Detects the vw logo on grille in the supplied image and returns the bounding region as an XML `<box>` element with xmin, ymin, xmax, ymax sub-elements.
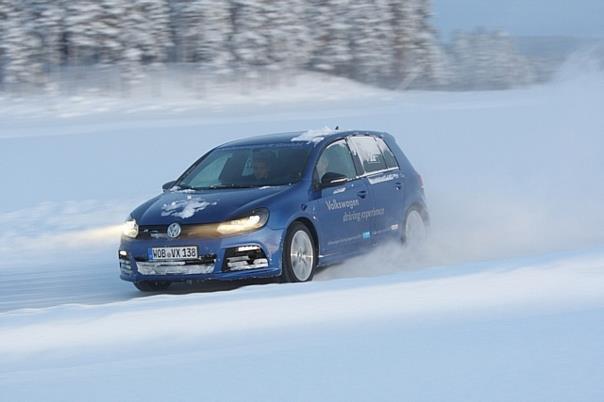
<box><xmin>167</xmin><ymin>223</ymin><xmax>182</xmax><ymax>239</ymax></box>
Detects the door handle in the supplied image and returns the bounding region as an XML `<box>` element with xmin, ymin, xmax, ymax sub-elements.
<box><xmin>357</xmin><ymin>190</ymin><xmax>367</xmax><ymax>198</ymax></box>
<box><xmin>395</xmin><ymin>182</ymin><xmax>402</xmax><ymax>190</ymax></box>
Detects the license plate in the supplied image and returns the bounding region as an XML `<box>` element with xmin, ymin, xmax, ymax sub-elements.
<box><xmin>148</xmin><ymin>246</ymin><xmax>198</xmax><ymax>261</ymax></box>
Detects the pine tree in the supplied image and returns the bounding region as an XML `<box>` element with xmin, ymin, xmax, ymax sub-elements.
<box><xmin>262</xmin><ymin>0</ymin><xmax>306</xmax><ymax>71</ymax></box>
<box><xmin>108</xmin><ymin>0</ymin><xmax>171</xmax><ymax>89</ymax></box>
<box><xmin>349</xmin><ymin>0</ymin><xmax>394</xmax><ymax>84</ymax></box>
<box><xmin>37</xmin><ymin>0</ymin><xmax>67</xmax><ymax>68</ymax></box>
<box><xmin>140</xmin><ymin>0</ymin><xmax>172</xmax><ymax>63</ymax></box>
<box><xmin>0</xmin><ymin>0</ymin><xmax>9</xmax><ymax>86</ymax></box>
<box><xmin>4</xmin><ymin>0</ymin><xmax>539</xmax><ymax>94</ymax></box>
<box><xmin>1</xmin><ymin>0</ymin><xmax>45</xmax><ymax>87</ymax></box>
<box><xmin>389</xmin><ymin>0</ymin><xmax>421</xmax><ymax>86</ymax></box>
<box><xmin>179</xmin><ymin>0</ymin><xmax>206</xmax><ymax>62</ymax></box>
<box><xmin>272</xmin><ymin>0</ymin><xmax>312</xmax><ymax>72</ymax></box>
<box><xmin>450</xmin><ymin>31</ymin><xmax>471</xmax><ymax>89</ymax></box>
<box><xmin>231</xmin><ymin>0</ymin><xmax>270</xmax><ymax>74</ymax></box>
<box><xmin>181</xmin><ymin>0</ymin><xmax>232</xmax><ymax>73</ymax></box>
<box><xmin>410</xmin><ymin>0</ymin><xmax>444</xmax><ymax>87</ymax></box>
<box><xmin>65</xmin><ymin>0</ymin><xmax>113</xmax><ymax>65</ymax></box>
<box><xmin>426</xmin><ymin>41</ymin><xmax>452</xmax><ymax>87</ymax></box>
<box><xmin>309</xmin><ymin>0</ymin><xmax>353</xmax><ymax>76</ymax></box>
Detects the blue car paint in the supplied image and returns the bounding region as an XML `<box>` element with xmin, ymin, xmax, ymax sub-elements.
<box><xmin>120</xmin><ymin>225</ymin><xmax>285</xmax><ymax>282</ymax></box>
<box><xmin>119</xmin><ymin>130</ymin><xmax>427</xmax><ymax>284</ymax></box>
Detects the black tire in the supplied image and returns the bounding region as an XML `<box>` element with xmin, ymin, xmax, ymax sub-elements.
<box><xmin>134</xmin><ymin>280</ymin><xmax>172</xmax><ymax>292</ymax></box>
<box><xmin>281</xmin><ymin>222</ymin><xmax>317</xmax><ymax>283</ymax></box>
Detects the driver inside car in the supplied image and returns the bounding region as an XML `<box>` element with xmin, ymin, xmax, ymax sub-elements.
<box><xmin>251</xmin><ymin>151</ymin><xmax>274</xmax><ymax>182</ymax></box>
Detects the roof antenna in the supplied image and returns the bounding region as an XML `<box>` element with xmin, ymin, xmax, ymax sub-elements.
<box><xmin>335</xmin><ymin>126</ymin><xmax>339</xmax><ymax>130</ymax></box>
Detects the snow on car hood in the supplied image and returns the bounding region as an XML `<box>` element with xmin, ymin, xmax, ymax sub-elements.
<box><xmin>133</xmin><ymin>186</ymin><xmax>290</xmax><ymax>225</ymax></box>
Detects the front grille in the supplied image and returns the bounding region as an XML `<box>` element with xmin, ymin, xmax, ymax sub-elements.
<box><xmin>137</xmin><ymin>225</ymin><xmax>219</xmax><ymax>240</ymax></box>
<box><xmin>138</xmin><ymin>225</ymin><xmax>175</xmax><ymax>240</ymax></box>
<box><xmin>134</xmin><ymin>254</ymin><xmax>217</xmax><ymax>275</ymax></box>
<box><xmin>136</xmin><ymin>261</ymin><xmax>215</xmax><ymax>275</ymax></box>
<box><xmin>134</xmin><ymin>254</ymin><xmax>217</xmax><ymax>264</ymax></box>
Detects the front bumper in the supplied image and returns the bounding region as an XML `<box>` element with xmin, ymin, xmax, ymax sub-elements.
<box><xmin>118</xmin><ymin>226</ymin><xmax>284</xmax><ymax>283</ymax></box>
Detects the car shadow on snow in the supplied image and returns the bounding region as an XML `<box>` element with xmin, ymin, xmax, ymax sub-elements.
<box><xmin>129</xmin><ymin>260</ymin><xmax>407</xmax><ymax>298</ymax></box>
<box><xmin>130</xmin><ymin>264</ymin><xmax>339</xmax><ymax>297</ymax></box>
<box><xmin>135</xmin><ymin>277</ymin><xmax>279</xmax><ymax>297</ymax></box>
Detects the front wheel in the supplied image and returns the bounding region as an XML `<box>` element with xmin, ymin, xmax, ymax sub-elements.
<box><xmin>282</xmin><ymin>222</ymin><xmax>317</xmax><ymax>283</ymax></box>
<box><xmin>402</xmin><ymin>208</ymin><xmax>428</xmax><ymax>250</ymax></box>
<box><xmin>134</xmin><ymin>280</ymin><xmax>171</xmax><ymax>292</ymax></box>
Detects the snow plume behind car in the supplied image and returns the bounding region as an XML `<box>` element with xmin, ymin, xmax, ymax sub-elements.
<box><xmin>322</xmin><ymin>71</ymin><xmax>604</xmax><ymax>279</ymax></box>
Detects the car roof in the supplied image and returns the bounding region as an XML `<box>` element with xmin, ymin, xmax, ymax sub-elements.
<box><xmin>217</xmin><ymin>129</ymin><xmax>389</xmax><ymax>148</ymax></box>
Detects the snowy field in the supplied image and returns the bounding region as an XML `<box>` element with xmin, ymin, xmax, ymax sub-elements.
<box><xmin>1</xmin><ymin>70</ymin><xmax>603</xmax><ymax>401</ymax></box>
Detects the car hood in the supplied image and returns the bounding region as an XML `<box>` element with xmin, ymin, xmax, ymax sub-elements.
<box><xmin>132</xmin><ymin>186</ymin><xmax>291</xmax><ymax>225</ymax></box>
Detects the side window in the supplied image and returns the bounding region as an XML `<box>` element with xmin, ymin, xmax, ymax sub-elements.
<box><xmin>349</xmin><ymin>136</ymin><xmax>387</xmax><ymax>174</ymax></box>
<box><xmin>375</xmin><ymin>137</ymin><xmax>399</xmax><ymax>169</ymax></box>
<box><xmin>315</xmin><ymin>140</ymin><xmax>357</xmax><ymax>183</ymax></box>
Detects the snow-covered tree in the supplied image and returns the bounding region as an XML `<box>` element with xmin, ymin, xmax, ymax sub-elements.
<box><xmin>0</xmin><ymin>0</ymin><xmax>9</xmax><ymax>86</ymax></box>
<box><xmin>388</xmin><ymin>0</ymin><xmax>420</xmax><ymax>85</ymax></box>
<box><xmin>140</xmin><ymin>0</ymin><xmax>172</xmax><ymax>63</ymax></box>
<box><xmin>261</xmin><ymin>0</ymin><xmax>312</xmax><ymax>72</ymax></box>
<box><xmin>308</xmin><ymin>0</ymin><xmax>353</xmax><ymax>76</ymax></box>
<box><xmin>180</xmin><ymin>0</ymin><xmax>232</xmax><ymax>73</ymax></box>
<box><xmin>179</xmin><ymin>0</ymin><xmax>206</xmax><ymax>62</ymax></box>
<box><xmin>1</xmin><ymin>0</ymin><xmax>45</xmax><ymax>87</ymax></box>
<box><xmin>0</xmin><ymin>0</ymin><xmax>542</xmax><ymax>94</ymax></box>
<box><xmin>23</xmin><ymin>0</ymin><xmax>64</xmax><ymax>68</ymax></box>
<box><xmin>230</xmin><ymin>0</ymin><xmax>271</xmax><ymax>73</ymax></box>
<box><xmin>118</xmin><ymin>0</ymin><xmax>171</xmax><ymax>85</ymax></box>
<box><xmin>408</xmin><ymin>0</ymin><xmax>447</xmax><ymax>87</ymax></box>
<box><xmin>349</xmin><ymin>0</ymin><xmax>394</xmax><ymax>84</ymax></box>
<box><xmin>425</xmin><ymin>41</ymin><xmax>452</xmax><ymax>87</ymax></box>
<box><xmin>65</xmin><ymin>0</ymin><xmax>116</xmax><ymax>64</ymax></box>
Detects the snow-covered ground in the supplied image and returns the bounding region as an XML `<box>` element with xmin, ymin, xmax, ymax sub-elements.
<box><xmin>1</xmin><ymin>71</ymin><xmax>603</xmax><ymax>401</ymax></box>
<box><xmin>2</xmin><ymin>250</ymin><xmax>604</xmax><ymax>402</ymax></box>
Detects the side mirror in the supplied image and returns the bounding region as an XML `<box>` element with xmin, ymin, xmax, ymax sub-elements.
<box><xmin>320</xmin><ymin>172</ymin><xmax>348</xmax><ymax>188</ymax></box>
<box><xmin>162</xmin><ymin>180</ymin><xmax>176</xmax><ymax>192</ymax></box>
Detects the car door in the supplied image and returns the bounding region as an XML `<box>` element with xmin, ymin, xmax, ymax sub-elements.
<box><xmin>311</xmin><ymin>139</ymin><xmax>373</xmax><ymax>260</ymax></box>
<box><xmin>348</xmin><ymin>135</ymin><xmax>404</xmax><ymax>244</ymax></box>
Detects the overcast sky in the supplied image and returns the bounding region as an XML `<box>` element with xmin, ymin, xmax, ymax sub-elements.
<box><xmin>432</xmin><ymin>0</ymin><xmax>604</xmax><ymax>38</ymax></box>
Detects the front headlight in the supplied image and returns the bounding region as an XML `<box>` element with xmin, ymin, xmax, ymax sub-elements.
<box><xmin>122</xmin><ymin>217</ymin><xmax>139</xmax><ymax>239</ymax></box>
<box><xmin>216</xmin><ymin>209</ymin><xmax>269</xmax><ymax>236</ymax></box>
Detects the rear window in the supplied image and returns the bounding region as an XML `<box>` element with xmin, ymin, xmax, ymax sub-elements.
<box><xmin>348</xmin><ymin>136</ymin><xmax>387</xmax><ymax>174</ymax></box>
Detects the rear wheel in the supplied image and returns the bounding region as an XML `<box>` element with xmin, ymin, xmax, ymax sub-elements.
<box><xmin>402</xmin><ymin>208</ymin><xmax>428</xmax><ymax>250</ymax></box>
<box><xmin>282</xmin><ymin>222</ymin><xmax>316</xmax><ymax>283</ymax></box>
<box><xmin>134</xmin><ymin>280</ymin><xmax>171</xmax><ymax>292</ymax></box>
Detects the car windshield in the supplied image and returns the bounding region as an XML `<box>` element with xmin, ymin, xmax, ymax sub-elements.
<box><xmin>177</xmin><ymin>144</ymin><xmax>312</xmax><ymax>189</ymax></box>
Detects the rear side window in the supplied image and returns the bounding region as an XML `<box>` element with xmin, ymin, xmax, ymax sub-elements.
<box><xmin>375</xmin><ymin>137</ymin><xmax>399</xmax><ymax>169</ymax></box>
<box><xmin>348</xmin><ymin>136</ymin><xmax>387</xmax><ymax>173</ymax></box>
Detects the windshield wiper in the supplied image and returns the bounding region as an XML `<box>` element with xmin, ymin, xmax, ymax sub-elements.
<box><xmin>203</xmin><ymin>184</ymin><xmax>263</xmax><ymax>190</ymax></box>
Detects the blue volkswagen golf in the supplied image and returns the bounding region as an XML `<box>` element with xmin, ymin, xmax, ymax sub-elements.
<box><xmin>119</xmin><ymin>129</ymin><xmax>429</xmax><ymax>291</ymax></box>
